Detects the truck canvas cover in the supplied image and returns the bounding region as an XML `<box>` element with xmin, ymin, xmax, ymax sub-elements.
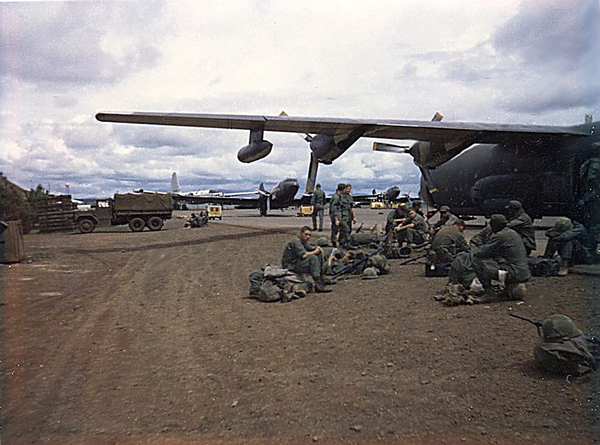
<box><xmin>113</xmin><ymin>193</ymin><xmax>172</xmax><ymax>212</ymax></box>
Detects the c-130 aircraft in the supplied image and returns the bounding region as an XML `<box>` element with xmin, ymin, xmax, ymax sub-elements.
<box><xmin>96</xmin><ymin>111</ymin><xmax>599</xmax><ymax>222</ymax></box>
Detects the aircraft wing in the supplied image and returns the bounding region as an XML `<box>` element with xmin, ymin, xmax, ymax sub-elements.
<box><xmin>96</xmin><ymin>112</ymin><xmax>591</xmax><ymax>168</ymax></box>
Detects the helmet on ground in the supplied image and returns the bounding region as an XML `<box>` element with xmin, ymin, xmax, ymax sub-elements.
<box><xmin>542</xmin><ymin>314</ymin><xmax>582</xmax><ymax>341</ymax></box>
<box><xmin>362</xmin><ymin>267</ymin><xmax>378</xmax><ymax>279</ymax></box>
<box><xmin>316</xmin><ymin>237</ymin><xmax>329</xmax><ymax>247</ymax></box>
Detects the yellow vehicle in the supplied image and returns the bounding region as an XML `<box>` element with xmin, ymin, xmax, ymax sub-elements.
<box><xmin>208</xmin><ymin>205</ymin><xmax>222</xmax><ymax>220</ymax></box>
<box><xmin>299</xmin><ymin>205</ymin><xmax>313</xmax><ymax>217</ymax></box>
<box><xmin>370</xmin><ymin>201</ymin><xmax>386</xmax><ymax>209</ymax></box>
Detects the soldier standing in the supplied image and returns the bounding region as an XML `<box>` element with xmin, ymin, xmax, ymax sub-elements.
<box><xmin>310</xmin><ymin>183</ymin><xmax>326</xmax><ymax>232</ymax></box>
<box><xmin>329</xmin><ymin>183</ymin><xmax>345</xmax><ymax>247</ymax></box>
<box><xmin>339</xmin><ymin>183</ymin><xmax>356</xmax><ymax>249</ymax></box>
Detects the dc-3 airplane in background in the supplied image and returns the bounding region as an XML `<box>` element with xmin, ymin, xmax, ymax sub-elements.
<box><xmin>172</xmin><ymin>174</ymin><xmax>302</xmax><ymax>216</ymax></box>
<box><xmin>96</xmin><ymin>111</ymin><xmax>600</xmax><ymax>220</ymax></box>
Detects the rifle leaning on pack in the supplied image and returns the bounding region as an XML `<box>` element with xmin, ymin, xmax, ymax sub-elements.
<box><xmin>509</xmin><ymin>313</ymin><xmax>600</xmax><ymax>345</ymax></box>
<box><xmin>331</xmin><ymin>230</ymin><xmax>392</xmax><ymax>279</ymax></box>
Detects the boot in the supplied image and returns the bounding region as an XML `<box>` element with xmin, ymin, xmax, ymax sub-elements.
<box><xmin>507</xmin><ymin>283</ymin><xmax>527</xmax><ymax>300</ymax></box>
<box><xmin>314</xmin><ymin>281</ymin><xmax>332</xmax><ymax>293</ymax></box>
<box><xmin>558</xmin><ymin>259</ymin><xmax>568</xmax><ymax>276</ymax></box>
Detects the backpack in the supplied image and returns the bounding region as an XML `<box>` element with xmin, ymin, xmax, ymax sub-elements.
<box><xmin>527</xmin><ymin>257</ymin><xmax>559</xmax><ymax>277</ymax></box>
<box><xmin>351</xmin><ymin>232</ymin><xmax>377</xmax><ymax>247</ymax></box>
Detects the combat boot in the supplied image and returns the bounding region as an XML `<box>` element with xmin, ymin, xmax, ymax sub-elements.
<box><xmin>558</xmin><ymin>260</ymin><xmax>568</xmax><ymax>276</ymax></box>
<box><xmin>314</xmin><ymin>281</ymin><xmax>332</xmax><ymax>293</ymax></box>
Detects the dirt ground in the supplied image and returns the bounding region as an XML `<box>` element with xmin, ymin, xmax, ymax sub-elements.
<box><xmin>1</xmin><ymin>208</ymin><xmax>600</xmax><ymax>444</ymax></box>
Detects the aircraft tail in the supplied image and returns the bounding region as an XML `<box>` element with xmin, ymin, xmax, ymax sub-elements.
<box><xmin>171</xmin><ymin>172</ymin><xmax>181</xmax><ymax>194</ymax></box>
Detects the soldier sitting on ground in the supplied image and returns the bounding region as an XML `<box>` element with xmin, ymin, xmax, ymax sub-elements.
<box><xmin>282</xmin><ymin>226</ymin><xmax>332</xmax><ymax>293</ymax></box>
<box><xmin>431</xmin><ymin>205</ymin><xmax>459</xmax><ymax>235</ymax></box>
<box><xmin>472</xmin><ymin>214</ymin><xmax>530</xmax><ymax>301</ymax></box>
<box><xmin>505</xmin><ymin>200</ymin><xmax>536</xmax><ymax>256</ymax></box>
<box><xmin>544</xmin><ymin>217</ymin><xmax>593</xmax><ymax>276</ymax></box>
<box><xmin>393</xmin><ymin>209</ymin><xmax>430</xmax><ymax>246</ymax></box>
<box><xmin>429</xmin><ymin>219</ymin><xmax>469</xmax><ymax>264</ymax></box>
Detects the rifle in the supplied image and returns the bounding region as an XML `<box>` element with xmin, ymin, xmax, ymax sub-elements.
<box><xmin>509</xmin><ymin>313</ymin><xmax>600</xmax><ymax>344</ymax></box>
<box><xmin>399</xmin><ymin>251</ymin><xmax>428</xmax><ymax>265</ymax></box>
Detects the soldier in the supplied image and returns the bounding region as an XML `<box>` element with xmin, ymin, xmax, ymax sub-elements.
<box><xmin>472</xmin><ymin>214</ymin><xmax>530</xmax><ymax>300</ymax></box>
<box><xmin>432</xmin><ymin>205</ymin><xmax>459</xmax><ymax>234</ymax></box>
<box><xmin>385</xmin><ymin>203</ymin><xmax>408</xmax><ymax>234</ymax></box>
<box><xmin>429</xmin><ymin>219</ymin><xmax>469</xmax><ymax>263</ymax></box>
<box><xmin>310</xmin><ymin>183</ymin><xmax>326</xmax><ymax>232</ymax></box>
<box><xmin>578</xmin><ymin>156</ymin><xmax>600</xmax><ymax>247</ymax></box>
<box><xmin>282</xmin><ymin>226</ymin><xmax>331</xmax><ymax>293</ymax></box>
<box><xmin>329</xmin><ymin>183</ymin><xmax>345</xmax><ymax>247</ymax></box>
<box><xmin>393</xmin><ymin>209</ymin><xmax>430</xmax><ymax>246</ymax></box>
<box><xmin>544</xmin><ymin>217</ymin><xmax>593</xmax><ymax>276</ymax></box>
<box><xmin>339</xmin><ymin>183</ymin><xmax>356</xmax><ymax>249</ymax></box>
<box><xmin>505</xmin><ymin>200</ymin><xmax>536</xmax><ymax>256</ymax></box>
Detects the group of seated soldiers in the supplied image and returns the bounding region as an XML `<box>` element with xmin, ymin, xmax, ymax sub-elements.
<box><xmin>387</xmin><ymin>199</ymin><xmax>595</xmax><ymax>302</ymax></box>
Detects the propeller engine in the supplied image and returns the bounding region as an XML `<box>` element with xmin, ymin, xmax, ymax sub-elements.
<box><xmin>237</xmin><ymin>129</ymin><xmax>273</xmax><ymax>163</ymax></box>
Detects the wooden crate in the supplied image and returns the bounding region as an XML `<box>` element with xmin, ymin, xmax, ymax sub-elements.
<box><xmin>37</xmin><ymin>195</ymin><xmax>76</xmax><ymax>232</ymax></box>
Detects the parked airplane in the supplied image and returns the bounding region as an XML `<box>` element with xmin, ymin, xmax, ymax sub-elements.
<box><xmin>96</xmin><ymin>111</ymin><xmax>599</xmax><ymax>220</ymax></box>
<box><xmin>173</xmin><ymin>177</ymin><xmax>301</xmax><ymax>216</ymax></box>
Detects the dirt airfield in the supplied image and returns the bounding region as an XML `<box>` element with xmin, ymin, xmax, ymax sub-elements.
<box><xmin>1</xmin><ymin>208</ymin><xmax>600</xmax><ymax>444</ymax></box>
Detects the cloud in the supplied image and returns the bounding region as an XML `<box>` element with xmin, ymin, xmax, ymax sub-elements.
<box><xmin>0</xmin><ymin>1</ymin><xmax>165</xmax><ymax>86</ymax></box>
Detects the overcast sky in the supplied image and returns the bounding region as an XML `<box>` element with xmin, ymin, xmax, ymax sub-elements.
<box><xmin>1</xmin><ymin>0</ymin><xmax>599</xmax><ymax>198</ymax></box>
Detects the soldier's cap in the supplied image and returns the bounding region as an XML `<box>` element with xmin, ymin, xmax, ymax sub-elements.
<box><xmin>316</xmin><ymin>237</ymin><xmax>329</xmax><ymax>247</ymax></box>
<box><xmin>505</xmin><ymin>200</ymin><xmax>522</xmax><ymax>210</ymax></box>
<box><xmin>439</xmin><ymin>205</ymin><xmax>450</xmax><ymax>212</ymax></box>
<box><xmin>362</xmin><ymin>267</ymin><xmax>378</xmax><ymax>279</ymax></box>
<box><xmin>489</xmin><ymin>214</ymin><xmax>507</xmax><ymax>232</ymax></box>
<box><xmin>337</xmin><ymin>183</ymin><xmax>346</xmax><ymax>191</ymax></box>
<box><xmin>412</xmin><ymin>199</ymin><xmax>423</xmax><ymax>206</ymax></box>
<box><xmin>554</xmin><ymin>217</ymin><xmax>573</xmax><ymax>232</ymax></box>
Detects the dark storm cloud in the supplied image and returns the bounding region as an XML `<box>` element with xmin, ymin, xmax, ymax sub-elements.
<box><xmin>0</xmin><ymin>1</ymin><xmax>164</xmax><ymax>85</ymax></box>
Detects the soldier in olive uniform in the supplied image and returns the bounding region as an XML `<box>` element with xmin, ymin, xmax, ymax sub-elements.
<box><xmin>505</xmin><ymin>200</ymin><xmax>536</xmax><ymax>256</ymax></box>
<box><xmin>310</xmin><ymin>183</ymin><xmax>326</xmax><ymax>232</ymax></box>
<box><xmin>394</xmin><ymin>209</ymin><xmax>430</xmax><ymax>245</ymax></box>
<box><xmin>544</xmin><ymin>217</ymin><xmax>593</xmax><ymax>276</ymax></box>
<box><xmin>338</xmin><ymin>183</ymin><xmax>356</xmax><ymax>249</ymax></box>
<box><xmin>282</xmin><ymin>226</ymin><xmax>331</xmax><ymax>292</ymax></box>
<box><xmin>432</xmin><ymin>205</ymin><xmax>459</xmax><ymax>234</ymax></box>
<box><xmin>385</xmin><ymin>204</ymin><xmax>407</xmax><ymax>234</ymax></box>
<box><xmin>329</xmin><ymin>183</ymin><xmax>345</xmax><ymax>247</ymax></box>
<box><xmin>429</xmin><ymin>219</ymin><xmax>469</xmax><ymax>263</ymax></box>
<box><xmin>472</xmin><ymin>214</ymin><xmax>530</xmax><ymax>299</ymax></box>
<box><xmin>578</xmin><ymin>157</ymin><xmax>600</xmax><ymax>246</ymax></box>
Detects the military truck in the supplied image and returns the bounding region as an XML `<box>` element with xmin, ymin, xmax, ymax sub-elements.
<box><xmin>74</xmin><ymin>192</ymin><xmax>173</xmax><ymax>233</ymax></box>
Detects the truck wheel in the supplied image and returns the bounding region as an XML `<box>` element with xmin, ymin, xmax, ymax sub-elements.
<box><xmin>77</xmin><ymin>218</ymin><xmax>95</xmax><ymax>234</ymax></box>
<box><xmin>129</xmin><ymin>217</ymin><xmax>145</xmax><ymax>232</ymax></box>
<box><xmin>147</xmin><ymin>216</ymin><xmax>164</xmax><ymax>231</ymax></box>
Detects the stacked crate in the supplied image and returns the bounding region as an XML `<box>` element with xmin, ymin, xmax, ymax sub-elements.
<box><xmin>37</xmin><ymin>195</ymin><xmax>76</xmax><ymax>232</ymax></box>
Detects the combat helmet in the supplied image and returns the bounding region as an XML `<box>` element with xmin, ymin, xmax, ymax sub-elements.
<box><xmin>362</xmin><ymin>267</ymin><xmax>378</xmax><ymax>280</ymax></box>
<box><xmin>316</xmin><ymin>237</ymin><xmax>329</xmax><ymax>247</ymax></box>
<box><xmin>542</xmin><ymin>314</ymin><xmax>582</xmax><ymax>342</ymax></box>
